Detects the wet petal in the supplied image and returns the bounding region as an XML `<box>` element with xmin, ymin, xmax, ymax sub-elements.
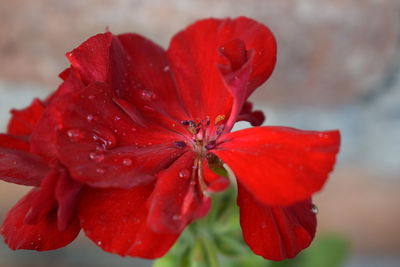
<box><xmin>54</xmin><ymin>82</ymin><xmax>188</xmax><ymax>188</ymax></box>
<box><xmin>66</xmin><ymin>32</ymin><xmax>113</xmax><ymax>84</ymax></box>
<box><xmin>147</xmin><ymin>152</ymin><xmax>211</xmax><ymax>233</ymax></box>
<box><xmin>112</xmin><ymin>34</ymin><xmax>188</xmax><ymax>126</ymax></box>
<box><xmin>1</xmin><ymin>190</ymin><xmax>80</xmax><ymax>251</ymax></box>
<box><xmin>237</xmin><ymin>183</ymin><xmax>316</xmax><ymax>261</ymax></box>
<box><xmin>213</xmin><ymin>126</ymin><xmax>340</xmax><ymax>205</ymax></box>
<box><xmin>79</xmin><ymin>184</ymin><xmax>180</xmax><ymax>259</ymax></box>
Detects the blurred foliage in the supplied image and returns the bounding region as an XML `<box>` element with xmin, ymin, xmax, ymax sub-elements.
<box><xmin>154</xmin><ymin>187</ymin><xmax>349</xmax><ymax>267</ymax></box>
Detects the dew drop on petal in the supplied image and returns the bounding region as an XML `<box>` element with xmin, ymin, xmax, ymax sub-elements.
<box><xmin>97</xmin><ymin>241</ymin><xmax>102</xmax><ymax>246</ymax></box>
<box><xmin>89</xmin><ymin>152</ymin><xmax>105</xmax><ymax>162</ymax></box>
<box><xmin>311</xmin><ymin>204</ymin><xmax>319</xmax><ymax>214</ymax></box>
<box><xmin>123</xmin><ymin>158</ymin><xmax>133</xmax><ymax>166</ymax></box>
<box><xmin>96</xmin><ymin>168</ymin><xmax>105</xmax><ymax>174</ymax></box>
<box><xmin>131</xmin><ymin>127</ymin><xmax>137</xmax><ymax>132</ymax></box>
<box><xmin>86</xmin><ymin>114</ymin><xmax>94</xmax><ymax>122</ymax></box>
<box><xmin>114</xmin><ymin>116</ymin><xmax>121</xmax><ymax>121</ymax></box>
<box><xmin>178</xmin><ymin>169</ymin><xmax>190</xmax><ymax>179</ymax></box>
<box><xmin>140</xmin><ymin>89</ymin><xmax>155</xmax><ymax>100</ymax></box>
<box><xmin>172</xmin><ymin>215</ymin><xmax>181</xmax><ymax>221</ymax></box>
<box><xmin>88</xmin><ymin>95</ymin><xmax>95</xmax><ymax>100</ymax></box>
<box><xmin>163</xmin><ymin>66</ymin><xmax>170</xmax><ymax>72</ymax></box>
<box><xmin>67</xmin><ymin>129</ymin><xmax>85</xmax><ymax>142</ymax></box>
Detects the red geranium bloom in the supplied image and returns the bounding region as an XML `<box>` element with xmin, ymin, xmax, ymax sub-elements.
<box><xmin>0</xmin><ymin>17</ymin><xmax>340</xmax><ymax>261</ymax></box>
<box><xmin>0</xmin><ymin>96</ymin><xmax>82</xmax><ymax>250</ymax></box>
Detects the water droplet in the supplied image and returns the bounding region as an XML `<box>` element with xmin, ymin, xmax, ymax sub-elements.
<box><xmin>96</xmin><ymin>168</ymin><xmax>105</xmax><ymax>174</ymax></box>
<box><xmin>131</xmin><ymin>127</ymin><xmax>137</xmax><ymax>132</ymax></box>
<box><xmin>311</xmin><ymin>204</ymin><xmax>319</xmax><ymax>214</ymax></box>
<box><xmin>172</xmin><ymin>215</ymin><xmax>181</xmax><ymax>221</ymax></box>
<box><xmin>140</xmin><ymin>89</ymin><xmax>155</xmax><ymax>100</ymax></box>
<box><xmin>97</xmin><ymin>241</ymin><xmax>102</xmax><ymax>246</ymax></box>
<box><xmin>178</xmin><ymin>169</ymin><xmax>190</xmax><ymax>179</ymax></box>
<box><xmin>67</xmin><ymin>129</ymin><xmax>85</xmax><ymax>142</ymax></box>
<box><xmin>163</xmin><ymin>66</ymin><xmax>170</xmax><ymax>72</ymax></box>
<box><xmin>89</xmin><ymin>152</ymin><xmax>105</xmax><ymax>162</ymax></box>
<box><xmin>147</xmin><ymin>142</ymin><xmax>153</xmax><ymax>146</ymax></box>
<box><xmin>114</xmin><ymin>116</ymin><xmax>121</xmax><ymax>121</ymax></box>
<box><xmin>88</xmin><ymin>95</ymin><xmax>95</xmax><ymax>100</ymax></box>
<box><xmin>86</xmin><ymin>114</ymin><xmax>95</xmax><ymax>122</ymax></box>
<box><xmin>123</xmin><ymin>158</ymin><xmax>133</xmax><ymax>166</ymax></box>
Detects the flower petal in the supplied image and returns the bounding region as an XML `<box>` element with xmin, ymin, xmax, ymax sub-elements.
<box><xmin>147</xmin><ymin>152</ymin><xmax>211</xmax><ymax>234</ymax></box>
<box><xmin>0</xmin><ymin>146</ymin><xmax>48</xmax><ymax>186</ymax></box>
<box><xmin>7</xmin><ymin>99</ymin><xmax>45</xmax><ymax>136</ymax></box>
<box><xmin>167</xmin><ymin>17</ymin><xmax>276</xmax><ymax>123</ymax></box>
<box><xmin>55</xmin><ymin>170</ymin><xmax>83</xmax><ymax>231</ymax></box>
<box><xmin>54</xmin><ymin>82</ymin><xmax>188</xmax><ymax>188</ymax></box>
<box><xmin>66</xmin><ymin>32</ymin><xmax>113</xmax><ymax>84</ymax></box>
<box><xmin>1</xmin><ymin>190</ymin><xmax>80</xmax><ymax>251</ymax></box>
<box><xmin>237</xmin><ymin>183</ymin><xmax>316</xmax><ymax>261</ymax></box>
<box><xmin>79</xmin><ymin>185</ymin><xmax>180</xmax><ymax>259</ymax></box>
<box><xmin>31</xmin><ymin>69</ymin><xmax>85</xmax><ymax>160</ymax></box>
<box><xmin>213</xmin><ymin>126</ymin><xmax>340</xmax><ymax>205</ymax></box>
<box><xmin>112</xmin><ymin>34</ymin><xmax>188</xmax><ymax>126</ymax></box>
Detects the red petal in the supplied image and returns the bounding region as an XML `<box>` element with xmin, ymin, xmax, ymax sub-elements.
<box><xmin>167</xmin><ymin>17</ymin><xmax>276</xmax><ymax>123</ymax></box>
<box><xmin>79</xmin><ymin>185</ymin><xmax>180</xmax><ymax>259</ymax></box>
<box><xmin>213</xmin><ymin>127</ymin><xmax>340</xmax><ymax>205</ymax></box>
<box><xmin>202</xmin><ymin>159</ymin><xmax>229</xmax><ymax>193</ymax></box>
<box><xmin>55</xmin><ymin>170</ymin><xmax>83</xmax><ymax>231</ymax></box>
<box><xmin>0</xmin><ymin>134</ymin><xmax>29</xmax><ymax>151</ymax></box>
<box><xmin>167</xmin><ymin>18</ymin><xmax>233</xmax><ymax>121</ymax></box>
<box><xmin>7</xmin><ymin>99</ymin><xmax>45</xmax><ymax>136</ymax></box>
<box><xmin>148</xmin><ymin>152</ymin><xmax>211</xmax><ymax>233</ymax></box>
<box><xmin>66</xmin><ymin>32</ymin><xmax>112</xmax><ymax>84</ymax></box>
<box><xmin>236</xmin><ymin>101</ymin><xmax>265</xmax><ymax>126</ymax></box>
<box><xmin>23</xmin><ymin>170</ymin><xmax>58</xmax><ymax>225</ymax></box>
<box><xmin>31</xmin><ymin>70</ymin><xmax>85</xmax><ymax>160</ymax></box>
<box><xmin>0</xmin><ymin>146</ymin><xmax>48</xmax><ymax>186</ymax></box>
<box><xmin>237</xmin><ymin>183</ymin><xmax>316</xmax><ymax>261</ymax></box>
<box><xmin>111</xmin><ymin>34</ymin><xmax>188</xmax><ymax>126</ymax></box>
<box><xmin>54</xmin><ymin>82</ymin><xmax>187</xmax><ymax>188</ymax></box>
<box><xmin>1</xmin><ymin>190</ymin><xmax>80</xmax><ymax>251</ymax></box>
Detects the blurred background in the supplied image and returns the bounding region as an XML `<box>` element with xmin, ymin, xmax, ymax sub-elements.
<box><xmin>0</xmin><ymin>0</ymin><xmax>399</xmax><ymax>266</ymax></box>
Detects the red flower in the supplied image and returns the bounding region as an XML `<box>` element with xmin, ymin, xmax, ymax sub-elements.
<box><xmin>0</xmin><ymin>97</ymin><xmax>82</xmax><ymax>250</ymax></box>
<box><xmin>0</xmin><ymin>17</ymin><xmax>340</xmax><ymax>261</ymax></box>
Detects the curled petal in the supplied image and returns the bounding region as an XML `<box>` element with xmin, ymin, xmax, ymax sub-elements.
<box><xmin>213</xmin><ymin>126</ymin><xmax>340</xmax><ymax>205</ymax></box>
<box><xmin>1</xmin><ymin>190</ymin><xmax>80</xmax><ymax>251</ymax></box>
<box><xmin>66</xmin><ymin>32</ymin><xmax>112</xmax><ymax>84</ymax></box>
<box><xmin>237</xmin><ymin>183</ymin><xmax>316</xmax><ymax>260</ymax></box>
<box><xmin>236</xmin><ymin>101</ymin><xmax>265</xmax><ymax>126</ymax></box>
<box><xmin>79</xmin><ymin>185</ymin><xmax>180</xmax><ymax>259</ymax></box>
<box><xmin>168</xmin><ymin>17</ymin><xmax>275</xmax><ymax>128</ymax></box>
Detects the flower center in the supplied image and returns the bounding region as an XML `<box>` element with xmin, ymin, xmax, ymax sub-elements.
<box><xmin>180</xmin><ymin>116</ymin><xmax>226</xmax><ymax>158</ymax></box>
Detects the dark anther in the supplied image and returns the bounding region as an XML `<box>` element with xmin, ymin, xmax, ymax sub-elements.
<box><xmin>205</xmin><ymin>140</ymin><xmax>216</xmax><ymax>150</ymax></box>
<box><xmin>181</xmin><ymin>120</ymin><xmax>190</xmax><ymax>126</ymax></box>
<box><xmin>174</xmin><ymin>141</ymin><xmax>187</xmax><ymax>149</ymax></box>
